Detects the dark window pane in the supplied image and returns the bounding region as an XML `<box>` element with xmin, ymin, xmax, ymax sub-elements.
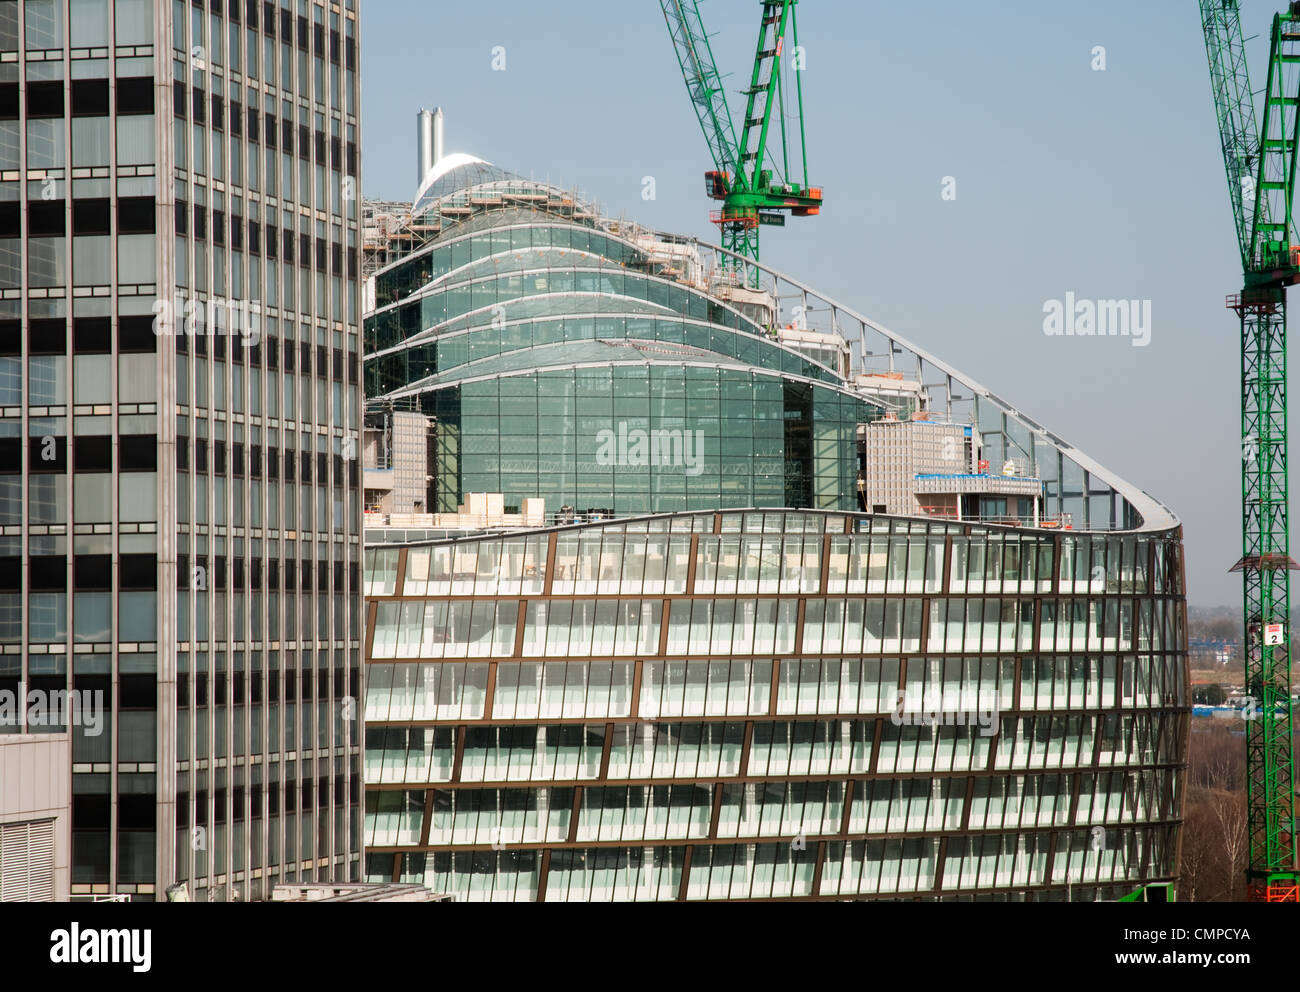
<box><xmin>26</xmin><ymin>81</ymin><xmax>63</xmax><ymax>117</ymax></box>
<box><xmin>74</xmin><ymin>436</ymin><xmax>112</xmax><ymax>472</ymax></box>
<box><xmin>71</xmin><ymin>198</ymin><xmax>110</xmax><ymax>236</ymax></box>
<box><xmin>73</xmin><ymin>555</ymin><xmax>111</xmax><ymax>590</ymax></box>
<box><xmin>116</xmin><ymin>77</ymin><xmax>154</xmax><ymax>115</ymax></box>
<box><xmin>29</xmin><ymin>200</ymin><xmax>66</xmax><ymax>236</ymax></box>
<box><xmin>71</xmin><ymin>78</ymin><xmax>109</xmax><ymax>117</ymax></box>
<box><xmin>117</xmin><ymin>196</ymin><xmax>155</xmax><ymax>235</ymax></box>
<box><xmin>73</xmin><ymin>317</ymin><xmax>112</xmax><ymax>353</ymax></box>
<box><xmin>119</xmin><ymin>435</ymin><xmax>157</xmax><ymax>471</ymax></box>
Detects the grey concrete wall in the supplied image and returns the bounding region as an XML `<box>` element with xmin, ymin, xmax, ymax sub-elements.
<box><xmin>0</xmin><ymin>734</ymin><xmax>71</xmax><ymax>901</ymax></box>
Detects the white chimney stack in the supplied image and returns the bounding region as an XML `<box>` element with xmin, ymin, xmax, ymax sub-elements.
<box><xmin>417</xmin><ymin>108</ymin><xmax>435</xmax><ymax>188</ymax></box>
<box><xmin>434</xmin><ymin>108</ymin><xmax>446</xmax><ymax>170</ymax></box>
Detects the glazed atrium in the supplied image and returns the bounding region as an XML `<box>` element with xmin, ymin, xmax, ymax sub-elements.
<box><xmin>358</xmin><ymin>121</ymin><xmax>1188</xmax><ymax>901</ymax></box>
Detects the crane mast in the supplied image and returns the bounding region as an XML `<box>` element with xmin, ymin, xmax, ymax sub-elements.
<box><xmin>1201</xmin><ymin>0</ymin><xmax>1300</xmax><ymax>903</ymax></box>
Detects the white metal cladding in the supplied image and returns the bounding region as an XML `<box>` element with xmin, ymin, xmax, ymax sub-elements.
<box><xmin>0</xmin><ymin>818</ymin><xmax>55</xmax><ymax>902</ymax></box>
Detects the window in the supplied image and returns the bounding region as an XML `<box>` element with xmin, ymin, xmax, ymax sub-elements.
<box><xmin>27</xmin><ymin>355</ymin><xmax>65</xmax><ymax>405</ymax></box>
<box><xmin>72</xmin><ymin>117</ymin><xmax>110</xmax><ymax>168</ymax></box>
<box><xmin>26</xmin><ymin>119</ymin><xmax>63</xmax><ymax>170</ymax></box>
<box><xmin>28</xmin><ymin>475</ymin><xmax>66</xmax><ymax>525</ymax></box>
<box><xmin>119</xmin><ymin>473</ymin><xmax>156</xmax><ymax>523</ymax></box>
<box><xmin>72</xmin><ymin>354</ymin><xmax>110</xmax><ymax>403</ymax></box>
<box><xmin>118</xmin><ymin>353</ymin><xmax>155</xmax><ymax>403</ymax></box>
<box><xmin>24</xmin><ymin>0</ymin><xmax>62</xmax><ymax>49</ymax></box>
<box><xmin>73</xmin><ymin>474</ymin><xmax>111</xmax><ymax>523</ymax></box>
<box><xmin>69</xmin><ymin>0</ymin><xmax>108</xmax><ymax>46</ymax></box>
<box><xmin>114</xmin><ymin>0</ymin><xmax>152</xmax><ymax>46</ymax></box>
<box><xmin>119</xmin><ymin>590</ymin><xmax>156</xmax><ymax>642</ymax></box>
<box><xmin>0</xmin><ymin>3</ymin><xmax>16</xmax><ymax>52</ymax></box>
<box><xmin>117</xmin><ymin>233</ymin><xmax>156</xmax><ymax>284</ymax></box>
<box><xmin>115</xmin><ymin>115</ymin><xmax>154</xmax><ymax>167</ymax></box>
<box><xmin>0</xmin><ymin>355</ymin><xmax>18</xmax><ymax>403</ymax></box>
<box><xmin>28</xmin><ymin>592</ymin><xmax>66</xmax><ymax>640</ymax></box>
<box><xmin>0</xmin><ymin>478</ymin><xmax>19</xmax><ymax>525</ymax></box>
<box><xmin>73</xmin><ymin>591</ymin><xmax>111</xmax><ymax>642</ymax></box>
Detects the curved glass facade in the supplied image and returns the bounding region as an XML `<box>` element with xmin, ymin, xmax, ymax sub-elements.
<box><xmin>362</xmin><ymin>510</ymin><xmax>1186</xmax><ymax>901</ymax></box>
<box><xmin>365</xmin><ymin>190</ymin><xmax>880</xmax><ymax>517</ymax></box>
<box><xmin>361</xmin><ymin>154</ymin><xmax>1188</xmax><ymax>901</ymax></box>
<box><xmin>423</xmin><ymin>366</ymin><xmax>867</xmax><ymax>516</ymax></box>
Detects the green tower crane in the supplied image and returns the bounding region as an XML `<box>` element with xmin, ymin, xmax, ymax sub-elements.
<box><xmin>1200</xmin><ymin>0</ymin><xmax>1300</xmax><ymax>903</ymax></box>
<box><xmin>659</xmin><ymin>0</ymin><xmax>823</xmax><ymax>270</ymax></box>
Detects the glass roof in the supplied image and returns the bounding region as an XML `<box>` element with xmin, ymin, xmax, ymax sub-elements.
<box><xmin>395</xmin><ymin>339</ymin><xmax>702</xmax><ymax>391</ymax></box>
<box><xmin>431</xmin><ymin>246</ymin><xmax>612</xmax><ymax>286</ymax></box>
<box><xmin>411</xmin><ymin>155</ymin><xmax>525</xmax><ymax>214</ymax></box>
<box><xmin>385</xmin><ymin>338</ymin><xmax>859</xmax><ymax>398</ymax></box>
<box><xmin>424</xmin><ymin>294</ymin><xmax>679</xmax><ymax>337</ymax></box>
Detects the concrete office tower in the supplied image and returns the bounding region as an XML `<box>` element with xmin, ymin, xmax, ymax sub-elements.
<box><xmin>0</xmin><ymin>0</ymin><xmax>365</xmax><ymax>902</ymax></box>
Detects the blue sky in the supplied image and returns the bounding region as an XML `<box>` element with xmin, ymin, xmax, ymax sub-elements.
<box><xmin>361</xmin><ymin>0</ymin><xmax>1281</xmax><ymax>606</ymax></box>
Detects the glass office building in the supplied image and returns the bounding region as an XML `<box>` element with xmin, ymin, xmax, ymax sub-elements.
<box><xmin>365</xmin><ymin>187</ymin><xmax>875</xmax><ymax>517</ymax></box>
<box><xmin>360</xmin><ymin>143</ymin><xmax>1188</xmax><ymax>900</ymax></box>
<box><xmin>0</xmin><ymin>0</ymin><xmax>364</xmax><ymax>902</ymax></box>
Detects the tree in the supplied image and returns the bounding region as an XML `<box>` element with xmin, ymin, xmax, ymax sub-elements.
<box><xmin>1206</xmin><ymin>617</ymin><xmax>1239</xmax><ymax>641</ymax></box>
<box><xmin>1179</xmin><ymin>722</ymin><xmax>1249</xmax><ymax>901</ymax></box>
<box><xmin>1210</xmin><ymin>788</ymin><xmax>1248</xmax><ymax>892</ymax></box>
<box><xmin>1194</xmin><ymin>684</ymin><xmax>1227</xmax><ymax>705</ymax></box>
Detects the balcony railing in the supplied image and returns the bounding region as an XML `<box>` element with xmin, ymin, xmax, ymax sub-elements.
<box><xmin>918</xmin><ymin>505</ymin><xmax>1074</xmax><ymax>530</ymax></box>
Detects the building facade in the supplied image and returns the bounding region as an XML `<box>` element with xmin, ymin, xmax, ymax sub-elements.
<box><xmin>0</xmin><ymin>0</ymin><xmax>364</xmax><ymax>901</ymax></box>
<box><xmin>363</xmin><ymin>510</ymin><xmax>1185</xmax><ymax>901</ymax></box>
<box><xmin>359</xmin><ymin>135</ymin><xmax>1189</xmax><ymax>901</ymax></box>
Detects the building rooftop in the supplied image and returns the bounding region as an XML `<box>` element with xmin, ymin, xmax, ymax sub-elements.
<box><xmin>362</xmin><ymin>115</ymin><xmax>1179</xmax><ymax>537</ymax></box>
<box><xmin>412</xmin><ymin>153</ymin><xmax>521</xmax><ymax>214</ymax></box>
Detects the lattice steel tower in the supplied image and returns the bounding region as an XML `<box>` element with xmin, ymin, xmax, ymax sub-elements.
<box><xmin>1201</xmin><ymin>0</ymin><xmax>1300</xmax><ymax>902</ymax></box>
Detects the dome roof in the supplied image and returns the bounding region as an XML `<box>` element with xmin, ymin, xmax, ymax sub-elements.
<box><xmin>412</xmin><ymin>153</ymin><xmax>522</xmax><ymax>214</ymax></box>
